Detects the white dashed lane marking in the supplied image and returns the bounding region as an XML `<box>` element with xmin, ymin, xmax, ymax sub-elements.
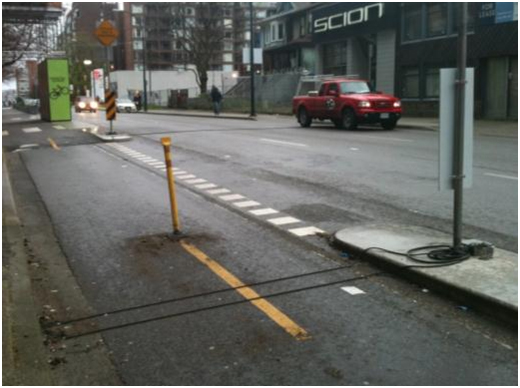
<box><xmin>484</xmin><ymin>172</ymin><xmax>517</xmax><ymax>181</ymax></box>
<box><xmin>249</xmin><ymin>208</ymin><xmax>279</xmax><ymax>216</ymax></box>
<box><xmin>341</xmin><ymin>286</ymin><xmax>365</xmax><ymax>296</ymax></box>
<box><xmin>207</xmin><ymin>188</ymin><xmax>231</xmax><ymax>195</ymax></box>
<box><xmin>288</xmin><ymin>226</ymin><xmax>324</xmax><ymax>237</ymax></box>
<box><xmin>260</xmin><ymin>138</ymin><xmax>308</xmax><ymax>148</ymax></box>
<box><xmin>176</xmin><ymin>174</ymin><xmax>196</xmax><ymax>180</ymax></box>
<box><xmin>220</xmin><ymin>194</ymin><xmax>245</xmax><ymax>201</ymax></box>
<box><xmin>195</xmin><ymin>183</ymin><xmax>218</xmax><ymax>190</ymax></box>
<box><xmin>22</xmin><ymin>127</ymin><xmax>42</xmax><ymax>133</ymax></box>
<box><xmin>185</xmin><ymin>178</ymin><xmax>207</xmax><ymax>184</ymax></box>
<box><xmin>2</xmin><ymin>131</ymin><xmax>8</xmax><ymax>136</ymax></box>
<box><xmin>105</xmin><ymin>144</ymin><xmax>328</xmax><ymax>241</ymax></box>
<box><xmin>233</xmin><ymin>200</ymin><xmax>261</xmax><ymax>208</ymax></box>
<box><xmin>268</xmin><ymin>217</ymin><xmax>300</xmax><ymax>226</ymax></box>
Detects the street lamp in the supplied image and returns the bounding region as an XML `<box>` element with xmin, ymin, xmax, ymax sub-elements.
<box><xmin>83</xmin><ymin>59</ymin><xmax>92</xmax><ymax>96</ymax></box>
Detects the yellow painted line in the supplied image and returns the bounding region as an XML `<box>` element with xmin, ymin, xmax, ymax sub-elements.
<box><xmin>180</xmin><ymin>240</ymin><xmax>311</xmax><ymax>341</ymax></box>
<box><xmin>47</xmin><ymin>137</ymin><xmax>61</xmax><ymax>151</ymax></box>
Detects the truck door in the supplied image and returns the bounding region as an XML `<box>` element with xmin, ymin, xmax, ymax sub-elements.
<box><xmin>318</xmin><ymin>83</ymin><xmax>340</xmax><ymax>118</ymax></box>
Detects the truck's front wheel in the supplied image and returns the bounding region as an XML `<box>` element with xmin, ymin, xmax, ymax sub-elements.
<box><xmin>298</xmin><ymin>107</ymin><xmax>312</xmax><ymax>127</ymax></box>
<box><xmin>342</xmin><ymin>108</ymin><xmax>357</xmax><ymax>130</ymax></box>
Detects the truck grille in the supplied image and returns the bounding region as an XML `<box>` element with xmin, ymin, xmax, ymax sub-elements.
<box><xmin>375</xmin><ymin>101</ymin><xmax>391</xmax><ymax>109</ymax></box>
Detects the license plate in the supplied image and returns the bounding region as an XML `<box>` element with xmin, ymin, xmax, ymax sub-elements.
<box><xmin>380</xmin><ymin>113</ymin><xmax>389</xmax><ymax>119</ymax></box>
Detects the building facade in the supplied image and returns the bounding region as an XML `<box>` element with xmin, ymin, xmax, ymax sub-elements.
<box><xmin>397</xmin><ymin>2</ymin><xmax>518</xmax><ymax>119</ymax></box>
<box><xmin>260</xmin><ymin>2</ymin><xmax>518</xmax><ymax>119</ymax></box>
<box><xmin>61</xmin><ymin>2</ymin><xmax>120</xmax><ymax>96</ymax></box>
<box><xmin>260</xmin><ymin>3</ymin><xmax>318</xmax><ymax>74</ymax></box>
<box><xmin>120</xmin><ymin>2</ymin><xmax>275</xmax><ymax>73</ymax></box>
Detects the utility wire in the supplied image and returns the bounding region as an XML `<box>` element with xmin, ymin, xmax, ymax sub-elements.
<box><xmin>63</xmin><ymin>271</ymin><xmax>383</xmax><ymax>340</ymax></box>
<box><xmin>50</xmin><ymin>263</ymin><xmax>359</xmax><ymax>328</ymax></box>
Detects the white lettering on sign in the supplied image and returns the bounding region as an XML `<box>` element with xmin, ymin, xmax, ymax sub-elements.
<box><xmin>314</xmin><ymin>3</ymin><xmax>384</xmax><ymax>33</ymax></box>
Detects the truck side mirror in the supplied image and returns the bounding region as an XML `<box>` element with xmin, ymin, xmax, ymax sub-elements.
<box><xmin>308</xmin><ymin>91</ymin><xmax>318</xmax><ymax>97</ymax></box>
<box><xmin>328</xmin><ymin>90</ymin><xmax>338</xmax><ymax>97</ymax></box>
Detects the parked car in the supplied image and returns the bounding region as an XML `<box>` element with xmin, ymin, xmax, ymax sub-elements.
<box><xmin>292</xmin><ymin>79</ymin><xmax>402</xmax><ymax>130</ymax></box>
<box><xmin>116</xmin><ymin>98</ymin><xmax>138</xmax><ymax>113</ymax></box>
<box><xmin>74</xmin><ymin>96</ymin><xmax>98</xmax><ymax>113</ymax></box>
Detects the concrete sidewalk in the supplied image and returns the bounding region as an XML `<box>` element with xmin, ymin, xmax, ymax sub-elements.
<box><xmin>143</xmin><ymin>108</ymin><xmax>256</xmax><ymax>121</ymax></box>
<box><xmin>398</xmin><ymin>117</ymin><xmax>518</xmax><ymax>138</ymax></box>
<box><xmin>333</xmin><ymin>224</ymin><xmax>517</xmax><ymax>326</ymax></box>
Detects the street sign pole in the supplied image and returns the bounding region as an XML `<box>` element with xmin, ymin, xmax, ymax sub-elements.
<box><xmin>94</xmin><ymin>20</ymin><xmax>119</xmax><ymax>135</ymax></box>
<box><xmin>453</xmin><ymin>3</ymin><xmax>468</xmax><ymax>249</ymax></box>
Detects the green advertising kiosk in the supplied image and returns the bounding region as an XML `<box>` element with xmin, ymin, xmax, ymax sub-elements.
<box><xmin>38</xmin><ymin>58</ymin><xmax>72</xmax><ymax>122</ymax></box>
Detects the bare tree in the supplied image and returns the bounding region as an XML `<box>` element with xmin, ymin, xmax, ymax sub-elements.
<box><xmin>171</xmin><ymin>3</ymin><xmax>226</xmax><ymax>94</ymax></box>
<box><xmin>2</xmin><ymin>23</ymin><xmax>37</xmax><ymax>77</ymax></box>
<box><xmin>3</xmin><ymin>20</ymin><xmax>59</xmax><ymax>79</ymax></box>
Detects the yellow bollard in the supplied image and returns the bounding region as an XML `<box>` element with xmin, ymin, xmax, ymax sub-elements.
<box><xmin>161</xmin><ymin>137</ymin><xmax>181</xmax><ymax>234</ymax></box>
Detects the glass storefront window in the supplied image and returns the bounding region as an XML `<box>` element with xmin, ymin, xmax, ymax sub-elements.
<box><xmin>427</xmin><ymin>3</ymin><xmax>448</xmax><ymax>37</ymax></box>
<box><xmin>403</xmin><ymin>4</ymin><xmax>422</xmax><ymax>41</ymax></box>
<box><xmin>323</xmin><ymin>42</ymin><xmax>346</xmax><ymax>75</ymax></box>
<box><xmin>425</xmin><ymin>68</ymin><xmax>440</xmax><ymax>98</ymax></box>
<box><xmin>402</xmin><ymin>68</ymin><xmax>420</xmax><ymax>98</ymax></box>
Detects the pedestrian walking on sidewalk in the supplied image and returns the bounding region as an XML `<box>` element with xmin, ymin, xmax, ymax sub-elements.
<box><xmin>210</xmin><ymin>86</ymin><xmax>223</xmax><ymax>116</ymax></box>
<box><xmin>133</xmin><ymin>92</ymin><xmax>142</xmax><ymax>111</ymax></box>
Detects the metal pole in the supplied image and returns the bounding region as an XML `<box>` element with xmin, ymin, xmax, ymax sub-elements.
<box><xmin>142</xmin><ymin>13</ymin><xmax>148</xmax><ymax>112</ymax></box>
<box><xmin>249</xmin><ymin>2</ymin><xmax>256</xmax><ymax>117</ymax></box>
<box><xmin>452</xmin><ymin>3</ymin><xmax>467</xmax><ymax>249</ymax></box>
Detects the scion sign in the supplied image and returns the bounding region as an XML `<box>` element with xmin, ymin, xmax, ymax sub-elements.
<box><xmin>314</xmin><ymin>3</ymin><xmax>384</xmax><ymax>33</ymax></box>
<box><xmin>311</xmin><ymin>2</ymin><xmax>395</xmax><ymax>43</ymax></box>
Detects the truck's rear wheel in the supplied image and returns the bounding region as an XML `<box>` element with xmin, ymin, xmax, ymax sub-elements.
<box><xmin>342</xmin><ymin>108</ymin><xmax>357</xmax><ymax>130</ymax></box>
<box><xmin>298</xmin><ymin>107</ymin><xmax>312</xmax><ymax>127</ymax></box>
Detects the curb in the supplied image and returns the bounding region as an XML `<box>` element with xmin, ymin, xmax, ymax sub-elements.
<box><xmin>141</xmin><ymin>111</ymin><xmax>257</xmax><ymax>121</ymax></box>
<box><xmin>331</xmin><ymin>232</ymin><xmax>517</xmax><ymax>327</ymax></box>
<box><xmin>397</xmin><ymin>123</ymin><xmax>438</xmax><ymax>131</ymax></box>
<box><xmin>91</xmin><ymin>132</ymin><xmax>132</xmax><ymax>142</ymax></box>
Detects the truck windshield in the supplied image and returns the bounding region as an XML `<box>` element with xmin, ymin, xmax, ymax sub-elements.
<box><xmin>340</xmin><ymin>82</ymin><xmax>371</xmax><ymax>94</ymax></box>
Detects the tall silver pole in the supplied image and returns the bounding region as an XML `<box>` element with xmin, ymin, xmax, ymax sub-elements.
<box><xmin>142</xmin><ymin>9</ymin><xmax>148</xmax><ymax>112</ymax></box>
<box><xmin>249</xmin><ymin>2</ymin><xmax>256</xmax><ymax>117</ymax></box>
<box><xmin>453</xmin><ymin>3</ymin><xmax>467</xmax><ymax>249</ymax></box>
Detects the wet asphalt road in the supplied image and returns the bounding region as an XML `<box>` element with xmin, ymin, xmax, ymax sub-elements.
<box><xmin>2</xmin><ymin>108</ymin><xmax>517</xmax><ymax>385</ymax></box>
<box><xmin>75</xmin><ymin>109</ymin><xmax>518</xmax><ymax>251</ymax></box>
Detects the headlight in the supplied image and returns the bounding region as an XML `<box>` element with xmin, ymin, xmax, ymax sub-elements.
<box><xmin>358</xmin><ymin>101</ymin><xmax>371</xmax><ymax>108</ymax></box>
<box><xmin>90</xmin><ymin>101</ymin><xmax>98</xmax><ymax>109</ymax></box>
<box><xmin>78</xmin><ymin>102</ymin><xmax>86</xmax><ymax>108</ymax></box>
<box><xmin>393</xmin><ymin>101</ymin><xmax>401</xmax><ymax>108</ymax></box>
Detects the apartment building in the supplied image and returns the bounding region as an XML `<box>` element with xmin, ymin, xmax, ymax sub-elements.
<box><xmin>120</xmin><ymin>2</ymin><xmax>275</xmax><ymax>73</ymax></box>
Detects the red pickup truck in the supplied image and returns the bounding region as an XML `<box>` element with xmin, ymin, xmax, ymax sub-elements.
<box><xmin>293</xmin><ymin>79</ymin><xmax>402</xmax><ymax>130</ymax></box>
